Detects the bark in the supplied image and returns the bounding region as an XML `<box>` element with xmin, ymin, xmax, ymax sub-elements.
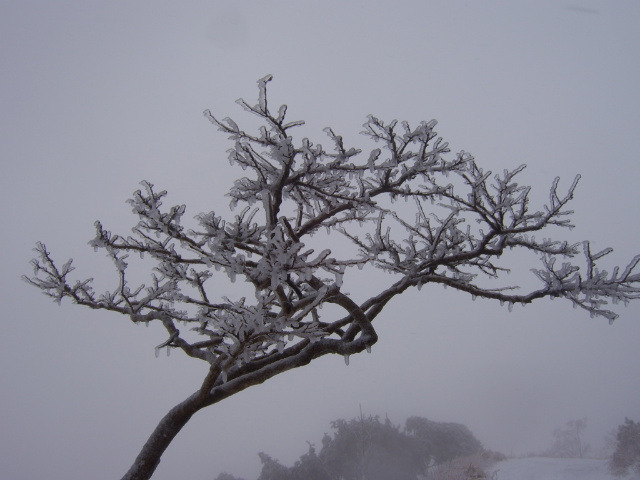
<box><xmin>120</xmin><ymin>331</ymin><xmax>377</xmax><ymax>480</ymax></box>
<box><xmin>120</xmin><ymin>394</ymin><xmax>204</xmax><ymax>480</ymax></box>
<box><xmin>119</xmin><ymin>294</ymin><xmax>377</xmax><ymax>480</ymax></box>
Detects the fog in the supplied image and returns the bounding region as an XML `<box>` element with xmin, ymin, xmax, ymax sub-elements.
<box><xmin>1</xmin><ymin>2</ymin><xmax>639</xmax><ymax>479</ymax></box>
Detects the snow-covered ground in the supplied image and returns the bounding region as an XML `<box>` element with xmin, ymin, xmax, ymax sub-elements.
<box><xmin>488</xmin><ymin>457</ymin><xmax>639</xmax><ymax>480</ymax></box>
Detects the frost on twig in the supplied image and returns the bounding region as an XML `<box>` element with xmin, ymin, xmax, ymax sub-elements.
<box><xmin>26</xmin><ymin>76</ymin><xmax>640</xmax><ymax>388</ymax></box>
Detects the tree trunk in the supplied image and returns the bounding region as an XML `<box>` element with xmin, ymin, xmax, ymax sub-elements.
<box><xmin>118</xmin><ymin>330</ymin><xmax>377</xmax><ymax>479</ymax></box>
<box><xmin>120</xmin><ymin>395</ymin><xmax>203</xmax><ymax>480</ymax></box>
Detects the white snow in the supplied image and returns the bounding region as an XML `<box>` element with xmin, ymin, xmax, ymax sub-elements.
<box><xmin>489</xmin><ymin>457</ymin><xmax>640</xmax><ymax>480</ymax></box>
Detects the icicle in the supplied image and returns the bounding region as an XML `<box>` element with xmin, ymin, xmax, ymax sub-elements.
<box><xmin>343</xmin><ymin>355</ymin><xmax>350</xmax><ymax>366</ymax></box>
<box><xmin>166</xmin><ymin>347</ymin><xmax>171</xmax><ymax>357</ymax></box>
<box><xmin>471</xmin><ymin>295</ymin><xmax>476</xmax><ymax>301</ymax></box>
<box><xmin>508</xmin><ymin>302</ymin><xmax>514</xmax><ymax>313</ymax></box>
<box><xmin>366</xmin><ymin>345</ymin><xmax>372</xmax><ymax>354</ymax></box>
<box><xmin>154</xmin><ymin>346</ymin><xmax>160</xmax><ymax>358</ymax></box>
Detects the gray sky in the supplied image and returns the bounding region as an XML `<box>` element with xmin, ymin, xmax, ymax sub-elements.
<box><xmin>2</xmin><ymin>1</ymin><xmax>639</xmax><ymax>479</ymax></box>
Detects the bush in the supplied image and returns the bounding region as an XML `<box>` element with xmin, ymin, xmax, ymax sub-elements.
<box><xmin>609</xmin><ymin>418</ymin><xmax>640</xmax><ymax>477</ymax></box>
<box><xmin>427</xmin><ymin>452</ymin><xmax>498</xmax><ymax>480</ymax></box>
<box><xmin>246</xmin><ymin>414</ymin><xmax>487</xmax><ymax>480</ymax></box>
<box><xmin>406</xmin><ymin>416</ymin><xmax>484</xmax><ymax>465</ymax></box>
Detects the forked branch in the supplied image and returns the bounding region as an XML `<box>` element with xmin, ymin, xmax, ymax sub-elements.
<box><xmin>25</xmin><ymin>76</ymin><xmax>640</xmax><ymax>480</ymax></box>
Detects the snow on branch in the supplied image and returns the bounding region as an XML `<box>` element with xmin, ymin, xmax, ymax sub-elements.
<box><xmin>26</xmin><ymin>76</ymin><xmax>640</xmax><ymax>387</ymax></box>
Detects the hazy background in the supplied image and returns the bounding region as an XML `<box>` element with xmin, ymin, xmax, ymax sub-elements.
<box><xmin>2</xmin><ymin>1</ymin><xmax>639</xmax><ymax>479</ymax></box>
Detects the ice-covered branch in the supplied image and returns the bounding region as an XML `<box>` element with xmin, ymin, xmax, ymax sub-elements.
<box><xmin>25</xmin><ymin>75</ymin><xmax>640</xmax><ymax>480</ymax></box>
<box><xmin>27</xmin><ymin>76</ymin><xmax>640</xmax><ymax>368</ymax></box>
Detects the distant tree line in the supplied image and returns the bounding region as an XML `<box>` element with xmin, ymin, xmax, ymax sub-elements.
<box><xmin>218</xmin><ymin>415</ymin><xmax>640</xmax><ymax>479</ymax></box>
<box><xmin>214</xmin><ymin>413</ymin><xmax>487</xmax><ymax>480</ymax></box>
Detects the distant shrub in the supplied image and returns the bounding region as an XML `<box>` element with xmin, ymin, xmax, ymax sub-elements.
<box><xmin>543</xmin><ymin>417</ymin><xmax>590</xmax><ymax>458</ymax></box>
<box><xmin>405</xmin><ymin>416</ymin><xmax>484</xmax><ymax>465</ymax></box>
<box><xmin>214</xmin><ymin>473</ymin><xmax>248</xmax><ymax>480</ymax></box>
<box><xmin>480</xmin><ymin>450</ymin><xmax>507</xmax><ymax>463</ymax></box>
<box><xmin>427</xmin><ymin>452</ymin><xmax>499</xmax><ymax>480</ymax></box>
<box><xmin>243</xmin><ymin>413</ymin><xmax>489</xmax><ymax>480</ymax></box>
<box><xmin>609</xmin><ymin>418</ymin><xmax>640</xmax><ymax>477</ymax></box>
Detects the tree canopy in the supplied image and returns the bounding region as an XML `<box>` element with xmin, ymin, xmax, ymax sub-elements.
<box><xmin>25</xmin><ymin>76</ymin><xmax>640</xmax><ymax>480</ymax></box>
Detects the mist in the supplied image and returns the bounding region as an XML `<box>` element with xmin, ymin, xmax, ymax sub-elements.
<box><xmin>2</xmin><ymin>2</ymin><xmax>639</xmax><ymax>479</ymax></box>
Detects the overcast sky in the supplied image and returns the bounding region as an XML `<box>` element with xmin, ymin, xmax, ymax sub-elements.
<box><xmin>2</xmin><ymin>1</ymin><xmax>640</xmax><ymax>479</ymax></box>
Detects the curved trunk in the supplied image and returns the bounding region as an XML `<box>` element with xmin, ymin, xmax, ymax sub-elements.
<box><xmin>119</xmin><ymin>323</ymin><xmax>377</xmax><ymax>480</ymax></box>
<box><xmin>120</xmin><ymin>395</ymin><xmax>204</xmax><ymax>480</ymax></box>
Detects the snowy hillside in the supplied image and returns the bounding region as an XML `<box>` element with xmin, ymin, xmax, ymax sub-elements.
<box><xmin>489</xmin><ymin>457</ymin><xmax>639</xmax><ymax>480</ymax></box>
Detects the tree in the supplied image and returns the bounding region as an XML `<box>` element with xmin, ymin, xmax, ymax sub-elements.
<box><xmin>214</xmin><ymin>473</ymin><xmax>248</xmax><ymax>480</ymax></box>
<box><xmin>288</xmin><ymin>444</ymin><xmax>334</xmax><ymax>480</ymax></box>
<box><xmin>609</xmin><ymin>418</ymin><xmax>640</xmax><ymax>477</ymax></box>
<box><xmin>314</xmin><ymin>415</ymin><xmax>426</xmax><ymax>480</ymax></box>
<box><xmin>256</xmin><ymin>444</ymin><xmax>334</xmax><ymax>480</ymax></box>
<box><xmin>256</xmin><ymin>453</ymin><xmax>295</xmax><ymax>480</ymax></box>
<box><xmin>405</xmin><ymin>416</ymin><xmax>483</xmax><ymax>466</ymax></box>
<box><xmin>233</xmin><ymin>413</ymin><xmax>485</xmax><ymax>480</ymax></box>
<box><xmin>543</xmin><ymin>417</ymin><xmax>589</xmax><ymax>458</ymax></box>
<box><xmin>253</xmin><ymin>414</ymin><xmax>432</xmax><ymax>480</ymax></box>
<box><xmin>24</xmin><ymin>75</ymin><xmax>640</xmax><ymax>480</ymax></box>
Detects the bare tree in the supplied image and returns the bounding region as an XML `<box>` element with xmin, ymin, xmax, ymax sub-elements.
<box><xmin>25</xmin><ymin>76</ymin><xmax>640</xmax><ymax>480</ymax></box>
<box><xmin>544</xmin><ymin>417</ymin><xmax>589</xmax><ymax>458</ymax></box>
